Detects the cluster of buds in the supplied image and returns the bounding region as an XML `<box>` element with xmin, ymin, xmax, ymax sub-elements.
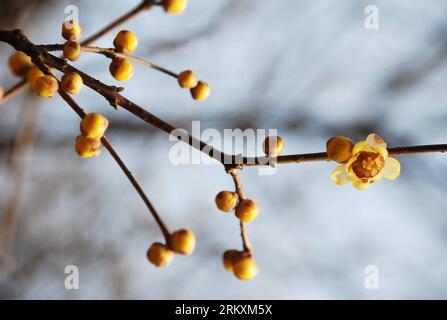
<box><xmin>215</xmin><ymin>191</ymin><xmax>260</xmax><ymax>280</ymax></box>
<box><xmin>215</xmin><ymin>192</ymin><xmax>260</xmax><ymax>223</ymax></box>
<box><xmin>147</xmin><ymin>229</ymin><xmax>196</xmax><ymax>267</ymax></box>
<box><xmin>178</xmin><ymin>70</ymin><xmax>210</xmax><ymax>101</ymax></box>
<box><xmin>75</xmin><ymin>113</ymin><xmax>109</xmax><ymax>158</ymax></box>
<box><xmin>110</xmin><ymin>30</ymin><xmax>137</xmax><ymax>81</ymax></box>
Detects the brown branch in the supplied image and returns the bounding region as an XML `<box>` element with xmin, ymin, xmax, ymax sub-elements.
<box><xmin>80</xmin><ymin>0</ymin><xmax>155</xmax><ymax>45</ymax></box>
<box><xmin>0</xmin><ymin>30</ymin><xmax>229</xmax><ymax>163</ymax></box>
<box><xmin>238</xmin><ymin>144</ymin><xmax>447</xmax><ymax>168</ymax></box>
<box><xmin>10</xmin><ymin>49</ymin><xmax>173</xmax><ymax>241</ymax></box>
<box><xmin>0</xmin><ymin>0</ymin><xmax>155</xmax><ymax>106</ymax></box>
<box><xmin>228</xmin><ymin>169</ymin><xmax>252</xmax><ymax>256</ymax></box>
<box><xmin>1</xmin><ymin>30</ymin><xmax>446</xmax><ymax>171</ymax></box>
<box><xmin>55</xmin><ymin>85</ymin><xmax>172</xmax><ymax>243</ymax></box>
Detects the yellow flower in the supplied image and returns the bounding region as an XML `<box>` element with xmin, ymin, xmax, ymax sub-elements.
<box><xmin>331</xmin><ymin>133</ymin><xmax>401</xmax><ymax>190</ymax></box>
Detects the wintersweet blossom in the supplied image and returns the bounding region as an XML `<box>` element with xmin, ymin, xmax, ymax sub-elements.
<box><xmin>331</xmin><ymin>133</ymin><xmax>401</xmax><ymax>190</ymax></box>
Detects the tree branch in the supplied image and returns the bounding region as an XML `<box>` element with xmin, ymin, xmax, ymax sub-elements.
<box><xmin>40</xmin><ymin>44</ymin><xmax>179</xmax><ymax>78</ymax></box>
<box><xmin>228</xmin><ymin>169</ymin><xmax>253</xmax><ymax>255</ymax></box>
<box><xmin>0</xmin><ymin>30</ymin><xmax>445</xmax><ymax>172</ymax></box>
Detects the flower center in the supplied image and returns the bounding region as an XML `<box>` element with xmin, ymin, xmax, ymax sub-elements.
<box><xmin>351</xmin><ymin>151</ymin><xmax>384</xmax><ymax>179</ymax></box>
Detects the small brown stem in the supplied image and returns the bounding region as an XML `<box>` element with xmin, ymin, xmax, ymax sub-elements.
<box><xmin>237</xmin><ymin>144</ymin><xmax>447</xmax><ymax>168</ymax></box>
<box><xmin>40</xmin><ymin>44</ymin><xmax>179</xmax><ymax>78</ymax></box>
<box><xmin>100</xmin><ymin>137</ymin><xmax>171</xmax><ymax>242</ymax></box>
<box><xmin>2</xmin><ymin>30</ymin><xmax>446</xmax><ymax>172</ymax></box>
<box><xmin>0</xmin><ymin>80</ymin><xmax>28</xmax><ymax>106</ymax></box>
<box><xmin>228</xmin><ymin>168</ymin><xmax>252</xmax><ymax>256</ymax></box>
<box><xmin>57</xmin><ymin>89</ymin><xmax>171</xmax><ymax>243</ymax></box>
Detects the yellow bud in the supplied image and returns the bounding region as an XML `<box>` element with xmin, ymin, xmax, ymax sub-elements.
<box><xmin>109</xmin><ymin>58</ymin><xmax>134</xmax><ymax>81</ymax></box>
<box><xmin>326</xmin><ymin>136</ymin><xmax>354</xmax><ymax>163</ymax></box>
<box><xmin>80</xmin><ymin>113</ymin><xmax>109</xmax><ymax>139</ymax></box>
<box><xmin>26</xmin><ymin>66</ymin><xmax>45</xmax><ymax>90</ymax></box>
<box><xmin>162</xmin><ymin>0</ymin><xmax>188</xmax><ymax>14</ymax></box>
<box><xmin>34</xmin><ymin>75</ymin><xmax>59</xmax><ymax>98</ymax></box>
<box><xmin>8</xmin><ymin>52</ymin><xmax>32</xmax><ymax>76</ymax></box>
<box><xmin>113</xmin><ymin>30</ymin><xmax>138</xmax><ymax>54</ymax></box>
<box><xmin>215</xmin><ymin>191</ymin><xmax>239</xmax><ymax>212</ymax></box>
<box><xmin>233</xmin><ymin>256</ymin><xmax>259</xmax><ymax>281</ymax></box>
<box><xmin>263</xmin><ymin>135</ymin><xmax>284</xmax><ymax>156</ymax></box>
<box><xmin>190</xmin><ymin>81</ymin><xmax>210</xmax><ymax>101</ymax></box>
<box><xmin>177</xmin><ymin>70</ymin><xmax>197</xmax><ymax>89</ymax></box>
<box><xmin>61</xmin><ymin>72</ymin><xmax>83</xmax><ymax>94</ymax></box>
<box><xmin>222</xmin><ymin>249</ymin><xmax>244</xmax><ymax>273</ymax></box>
<box><xmin>235</xmin><ymin>199</ymin><xmax>259</xmax><ymax>223</ymax></box>
<box><xmin>62</xmin><ymin>20</ymin><xmax>82</xmax><ymax>41</ymax></box>
<box><xmin>147</xmin><ymin>242</ymin><xmax>174</xmax><ymax>267</ymax></box>
<box><xmin>170</xmin><ymin>229</ymin><xmax>196</xmax><ymax>255</ymax></box>
<box><xmin>75</xmin><ymin>135</ymin><xmax>101</xmax><ymax>158</ymax></box>
<box><xmin>63</xmin><ymin>41</ymin><xmax>81</xmax><ymax>61</ymax></box>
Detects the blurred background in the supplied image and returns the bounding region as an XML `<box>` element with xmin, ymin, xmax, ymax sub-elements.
<box><xmin>1</xmin><ymin>0</ymin><xmax>447</xmax><ymax>299</ymax></box>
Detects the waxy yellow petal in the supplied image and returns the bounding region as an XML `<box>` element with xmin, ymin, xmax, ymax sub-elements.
<box><xmin>352</xmin><ymin>180</ymin><xmax>370</xmax><ymax>190</ymax></box>
<box><xmin>366</xmin><ymin>133</ymin><xmax>387</xmax><ymax>148</ymax></box>
<box><xmin>382</xmin><ymin>157</ymin><xmax>400</xmax><ymax>180</ymax></box>
<box><xmin>331</xmin><ymin>165</ymin><xmax>349</xmax><ymax>185</ymax></box>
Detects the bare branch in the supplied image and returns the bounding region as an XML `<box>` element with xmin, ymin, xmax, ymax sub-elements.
<box><xmin>1</xmin><ymin>30</ymin><xmax>445</xmax><ymax>172</ymax></box>
<box><xmin>40</xmin><ymin>44</ymin><xmax>179</xmax><ymax>78</ymax></box>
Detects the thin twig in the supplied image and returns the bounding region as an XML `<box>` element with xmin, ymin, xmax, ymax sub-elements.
<box><xmin>238</xmin><ymin>144</ymin><xmax>447</xmax><ymax>168</ymax></box>
<box><xmin>0</xmin><ymin>31</ymin><xmax>228</xmax><ymax>162</ymax></box>
<box><xmin>0</xmin><ymin>0</ymin><xmax>155</xmax><ymax>106</ymax></box>
<box><xmin>57</xmin><ymin>86</ymin><xmax>171</xmax><ymax>243</ymax></box>
<box><xmin>228</xmin><ymin>168</ymin><xmax>252</xmax><ymax>256</ymax></box>
<box><xmin>40</xmin><ymin>44</ymin><xmax>179</xmax><ymax>78</ymax></box>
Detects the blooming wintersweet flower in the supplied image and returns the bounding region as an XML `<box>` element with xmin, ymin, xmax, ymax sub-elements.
<box><xmin>331</xmin><ymin>133</ymin><xmax>401</xmax><ymax>190</ymax></box>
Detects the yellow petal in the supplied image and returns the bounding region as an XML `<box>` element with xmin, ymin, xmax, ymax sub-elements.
<box><xmin>352</xmin><ymin>141</ymin><xmax>369</xmax><ymax>155</ymax></box>
<box><xmin>352</xmin><ymin>180</ymin><xmax>370</xmax><ymax>190</ymax></box>
<box><xmin>331</xmin><ymin>165</ymin><xmax>349</xmax><ymax>185</ymax></box>
<box><xmin>375</xmin><ymin>145</ymin><xmax>388</xmax><ymax>159</ymax></box>
<box><xmin>344</xmin><ymin>153</ymin><xmax>358</xmax><ymax>169</ymax></box>
<box><xmin>366</xmin><ymin>133</ymin><xmax>387</xmax><ymax>148</ymax></box>
<box><xmin>382</xmin><ymin>157</ymin><xmax>400</xmax><ymax>180</ymax></box>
